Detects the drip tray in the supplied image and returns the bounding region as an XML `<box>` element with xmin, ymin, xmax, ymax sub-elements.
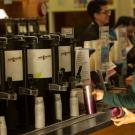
<box><xmin>23</xmin><ymin>112</ymin><xmax>111</xmax><ymax>135</ymax></box>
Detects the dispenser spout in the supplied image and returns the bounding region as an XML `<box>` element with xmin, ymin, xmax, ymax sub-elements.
<box><xmin>0</xmin><ymin>92</ymin><xmax>17</xmax><ymax>100</ymax></box>
<box><xmin>49</xmin><ymin>68</ymin><xmax>69</xmax><ymax>92</ymax></box>
<box><xmin>18</xmin><ymin>74</ymin><xmax>38</xmax><ymax>96</ymax></box>
<box><xmin>19</xmin><ymin>87</ymin><xmax>38</xmax><ymax>96</ymax></box>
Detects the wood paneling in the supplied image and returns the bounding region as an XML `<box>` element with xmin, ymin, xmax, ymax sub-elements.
<box><xmin>22</xmin><ymin>0</ymin><xmax>39</xmax><ymax>18</ymax></box>
<box><xmin>0</xmin><ymin>1</ymin><xmax>23</xmax><ymax>17</ymax></box>
<box><xmin>0</xmin><ymin>0</ymin><xmax>41</xmax><ymax>18</ymax></box>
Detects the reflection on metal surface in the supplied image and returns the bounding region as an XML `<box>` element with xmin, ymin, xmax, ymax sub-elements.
<box><xmin>23</xmin><ymin>112</ymin><xmax>111</xmax><ymax>135</ymax></box>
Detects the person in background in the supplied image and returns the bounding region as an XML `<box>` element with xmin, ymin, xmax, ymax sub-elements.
<box><xmin>113</xmin><ymin>16</ymin><xmax>135</xmax><ymax>76</ymax></box>
<box><xmin>112</xmin><ymin>16</ymin><xmax>135</xmax><ymax>51</ymax></box>
<box><xmin>81</xmin><ymin>2</ymin><xmax>135</xmax><ymax>125</ymax></box>
<box><xmin>93</xmin><ymin>73</ymin><xmax>135</xmax><ymax>109</ymax></box>
<box><xmin>80</xmin><ymin>0</ymin><xmax>111</xmax><ymax>42</ymax></box>
<box><xmin>109</xmin><ymin>16</ymin><xmax>135</xmax><ymax>85</ymax></box>
<box><xmin>127</xmin><ymin>46</ymin><xmax>135</xmax><ymax>76</ymax></box>
<box><xmin>79</xmin><ymin>0</ymin><xmax>114</xmax><ymax>88</ymax></box>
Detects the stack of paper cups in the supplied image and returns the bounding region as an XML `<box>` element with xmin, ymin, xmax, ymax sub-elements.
<box><xmin>35</xmin><ymin>97</ymin><xmax>45</xmax><ymax>129</ymax></box>
<box><xmin>70</xmin><ymin>89</ymin><xmax>79</xmax><ymax>117</ymax></box>
<box><xmin>55</xmin><ymin>94</ymin><xmax>62</xmax><ymax>121</ymax></box>
<box><xmin>0</xmin><ymin>116</ymin><xmax>7</xmax><ymax>135</ymax></box>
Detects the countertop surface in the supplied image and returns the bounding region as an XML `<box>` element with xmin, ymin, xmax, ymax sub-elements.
<box><xmin>22</xmin><ymin>111</ymin><xmax>113</xmax><ymax>135</ymax></box>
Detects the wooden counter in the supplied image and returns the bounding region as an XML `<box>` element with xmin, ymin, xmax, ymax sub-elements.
<box><xmin>22</xmin><ymin>111</ymin><xmax>135</xmax><ymax>135</ymax></box>
<box><xmin>90</xmin><ymin>124</ymin><xmax>135</xmax><ymax>135</ymax></box>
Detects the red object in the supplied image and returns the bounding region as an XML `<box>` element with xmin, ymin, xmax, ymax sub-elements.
<box><xmin>111</xmin><ymin>107</ymin><xmax>125</xmax><ymax>118</ymax></box>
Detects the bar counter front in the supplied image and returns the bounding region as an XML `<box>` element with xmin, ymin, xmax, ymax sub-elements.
<box><xmin>22</xmin><ymin>111</ymin><xmax>135</xmax><ymax>135</ymax></box>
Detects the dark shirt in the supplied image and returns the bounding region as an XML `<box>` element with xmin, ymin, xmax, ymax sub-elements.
<box><xmin>80</xmin><ymin>22</ymin><xmax>99</xmax><ymax>43</ymax></box>
<box><xmin>80</xmin><ymin>22</ymin><xmax>116</xmax><ymax>43</ymax></box>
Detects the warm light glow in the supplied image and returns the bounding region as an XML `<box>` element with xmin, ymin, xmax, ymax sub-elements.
<box><xmin>0</xmin><ymin>9</ymin><xmax>8</xmax><ymax>19</ymax></box>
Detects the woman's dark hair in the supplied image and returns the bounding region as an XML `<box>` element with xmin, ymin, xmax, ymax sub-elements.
<box><xmin>87</xmin><ymin>0</ymin><xmax>108</xmax><ymax>19</ymax></box>
<box><xmin>115</xmin><ymin>16</ymin><xmax>135</xmax><ymax>28</ymax></box>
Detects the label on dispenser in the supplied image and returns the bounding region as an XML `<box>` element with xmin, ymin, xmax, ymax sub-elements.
<box><xmin>23</xmin><ymin>26</ymin><xmax>27</xmax><ymax>34</ymax></box>
<box><xmin>75</xmin><ymin>49</ymin><xmax>90</xmax><ymax>81</ymax></box>
<box><xmin>5</xmin><ymin>50</ymin><xmax>23</xmax><ymax>81</ymax></box>
<box><xmin>61</xmin><ymin>27</ymin><xmax>74</xmax><ymax>38</ymax></box>
<box><xmin>39</xmin><ymin>24</ymin><xmax>46</xmax><ymax>32</ymax></box>
<box><xmin>59</xmin><ymin>46</ymin><xmax>71</xmax><ymax>72</ymax></box>
<box><xmin>18</xmin><ymin>25</ymin><xmax>23</xmax><ymax>33</ymax></box>
<box><xmin>6</xmin><ymin>25</ymin><xmax>12</xmax><ymax>33</ymax></box>
<box><xmin>28</xmin><ymin>25</ymin><xmax>34</xmax><ymax>33</ymax></box>
<box><xmin>27</xmin><ymin>49</ymin><xmax>52</xmax><ymax>78</ymax></box>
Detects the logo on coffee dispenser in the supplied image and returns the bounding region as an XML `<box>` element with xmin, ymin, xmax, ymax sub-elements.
<box><xmin>61</xmin><ymin>51</ymin><xmax>70</xmax><ymax>56</ymax></box>
<box><xmin>8</xmin><ymin>56</ymin><xmax>22</xmax><ymax>62</ymax></box>
<box><xmin>38</xmin><ymin>55</ymin><xmax>51</xmax><ymax>60</ymax></box>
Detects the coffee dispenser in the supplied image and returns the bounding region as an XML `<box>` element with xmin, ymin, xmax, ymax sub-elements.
<box><xmin>4</xmin><ymin>35</ymin><xmax>38</xmax><ymax>134</ymax></box>
<box><xmin>59</xmin><ymin>35</ymin><xmax>75</xmax><ymax>120</ymax></box>
<box><xmin>0</xmin><ymin>37</ymin><xmax>21</xmax><ymax>135</ymax></box>
<box><xmin>4</xmin><ymin>36</ymin><xmax>25</xmax><ymax>133</ymax></box>
<box><xmin>27</xmin><ymin>18</ymin><xmax>39</xmax><ymax>36</ymax></box>
<box><xmin>38</xmin><ymin>19</ymin><xmax>47</xmax><ymax>35</ymax></box>
<box><xmin>14</xmin><ymin>18</ymin><xmax>28</xmax><ymax>35</ymax></box>
<box><xmin>18</xmin><ymin>36</ymin><xmax>38</xmax><ymax>132</ymax></box>
<box><xmin>0</xmin><ymin>37</ymin><xmax>17</xmax><ymax>122</ymax></box>
<box><xmin>49</xmin><ymin>34</ymin><xmax>76</xmax><ymax>121</ymax></box>
<box><xmin>27</xmin><ymin>35</ymin><xmax>57</xmax><ymax>125</ymax></box>
<box><xmin>0</xmin><ymin>37</ymin><xmax>17</xmax><ymax>135</ymax></box>
<box><xmin>0</xmin><ymin>37</ymin><xmax>7</xmax><ymax>95</ymax></box>
<box><xmin>0</xmin><ymin>19</ymin><xmax>15</xmax><ymax>36</ymax></box>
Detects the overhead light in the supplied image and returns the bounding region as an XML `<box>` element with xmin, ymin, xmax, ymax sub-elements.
<box><xmin>0</xmin><ymin>9</ymin><xmax>8</xmax><ymax>19</ymax></box>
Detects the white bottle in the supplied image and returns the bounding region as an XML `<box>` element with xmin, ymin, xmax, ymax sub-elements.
<box><xmin>55</xmin><ymin>94</ymin><xmax>62</xmax><ymax>121</ymax></box>
<box><xmin>70</xmin><ymin>89</ymin><xmax>79</xmax><ymax>117</ymax></box>
<box><xmin>35</xmin><ymin>97</ymin><xmax>45</xmax><ymax>129</ymax></box>
<box><xmin>0</xmin><ymin>116</ymin><xmax>7</xmax><ymax>135</ymax></box>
